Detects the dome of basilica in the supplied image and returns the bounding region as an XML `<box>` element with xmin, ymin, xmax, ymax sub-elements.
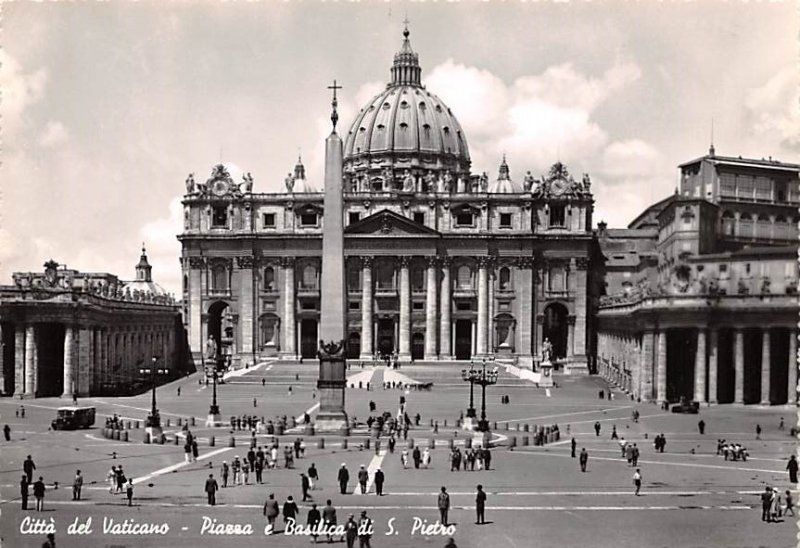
<box><xmin>343</xmin><ymin>27</ymin><xmax>471</xmax><ymax>183</ymax></box>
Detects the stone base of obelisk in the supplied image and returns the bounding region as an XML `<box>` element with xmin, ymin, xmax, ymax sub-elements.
<box><xmin>205</xmin><ymin>413</ymin><xmax>224</xmax><ymax>428</ymax></box>
<box><xmin>315</xmin><ymin>379</ymin><xmax>349</xmax><ymax>434</ymax></box>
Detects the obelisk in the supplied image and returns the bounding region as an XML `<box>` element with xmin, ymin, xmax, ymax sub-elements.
<box><xmin>315</xmin><ymin>80</ymin><xmax>349</xmax><ymax>432</ymax></box>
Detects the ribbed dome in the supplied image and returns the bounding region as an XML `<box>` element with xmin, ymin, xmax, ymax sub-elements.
<box><xmin>343</xmin><ymin>26</ymin><xmax>471</xmax><ymax>182</ymax></box>
<box><xmin>488</xmin><ymin>155</ymin><xmax>523</xmax><ymax>194</ymax></box>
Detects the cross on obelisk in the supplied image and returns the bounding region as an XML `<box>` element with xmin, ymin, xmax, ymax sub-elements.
<box><xmin>328</xmin><ymin>80</ymin><xmax>342</xmax><ymax>131</ymax></box>
<box><xmin>316</xmin><ymin>78</ymin><xmax>349</xmax><ymax>433</ymax></box>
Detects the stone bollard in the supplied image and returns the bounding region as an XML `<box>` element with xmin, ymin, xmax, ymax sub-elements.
<box><xmin>114</xmin><ymin>430</ymin><xmax>121</xmax><ymax>441</ymax></box>
<box><xmin>125</xmin><ymin>421</ymin><xmax>131</xmax><ymax>430</ymax></box>
<box><xmin>375</xmin><ymin>441</ymin><xmax>381</xmax><ymax>454</ymax></box>
<box><xmin>516</xmin><ymin>423</ymin><xmax>521</xmax><ymax>431</ymax></box>
<box><xmin>317</xmin><ymin>438</ymin><xmax>325</xmax><ymax>449</ymax></box>
<box><xmin>465</xmin><ymin>437</ymin><xmax>473</xmax><ymax>449</ymax></box>
<box><xmin>428</xmin><ymin>438</ymin><xmax>435</xmax><ymax>449</ymax></box>
<box><xmin>504</xmin><ymin>422</ymin><xmax>509</xmax><ymax>431</ymax></box>
<box><xmin>408</xmin><ymin>438</ymin><xmax>415</xmax><ymax>449</ymax></box>
<box><xmin>342</xmin><ymin>438</ymin><xmax>348</xmax><ymax>449</ymax></box>
<box><xmin>509</xmin><ymin>436</ymin><xmax>517</xmax><ymax>449</ymax></box>
<box><xmin>448</xmin><ymin>438</ymin><xmax>454</xmax><ymax>449</ymax></box>
<box><xmin>522</xmin><ymin>435</ymin><xmax>529</xmax><ymax>446</ymax></box>
<box><xmin>160</xmin><ymin>433</ymin><xmax>166</xmax><ymax>444</ymax></box>
<box><xmin>122</xmin><ymin>431</ymin><xmax>128</xmax><ymax>442</ymax></box>
<box><xmin>291</xmin><ymin>417</ymin><xmax>297</xmax><ymax>428</ymax></box>
<box><xmin>165</xmin><ymin>418</ymin><xmax>171</xmax><ymax>427</ymax></box>
<box><xmin>177</xmin><ymin>418</ymin><xmax>182</xmax><ymax>427</ymax></box>
<box><xmin>174</xmin><ymin>435</ymin><xmax>180</xmax><ymax>445</ymax></box>
<box><xmin>493</xmin><ymin>421</ymin><xmax>497</xmax><ymax>430</ymax></box>
<box><xmin>191</xmin><ymin>417</ymin><xmax>196</xmax><ymax>427</ymax></box>
<box><xmin>143</xmin><ymin>432</ymin><xmax>151</xmax><ymax>444</ymax></box>
<box><xmin>364</xmin><ymin>438</ymin><xmax>371</xmax><ymax>450</ymax></box>
<box><xmin>524</xmin><ymin>424</ymin><xmax>529</xmax><ymax>432</ymax></box>
<box><xmin>209</xmin><ymin>436</ymin><xmax>215</xmax><ymax>447</ymax></box>
<box><xmin>229</xmin><ymin>436</ymin><xmax>236</xmax><ymax>447</ymax></box>
<box><xmin>444</xmin><ymin>420</ymin><xmax>447</xmax><ymax>427</ymax></box>
<box><xmin>135</xmin><ymin>421</ymin><xmax>140</xmax><ymax>429</ymax></box>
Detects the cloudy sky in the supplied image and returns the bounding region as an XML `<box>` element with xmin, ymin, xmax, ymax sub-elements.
<box><xmin>2</xmin><ymin>2</ymin><xmax>797</xmax><ymax>294</ymax></box>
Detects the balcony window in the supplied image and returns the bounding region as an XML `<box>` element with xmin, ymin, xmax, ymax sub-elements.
<box><xmin>302</xmin><ymin>265</ymin><xmax>318</xmax><ymax>289</ymax></box>
<box><xmin>411</xmin><ymin>267</ymin><xmax>424</xmax><ymax>291</ymax></box>
<box><xmin>263</xmin><ymin>267</ymin><xmax>275</xmax><ymax>291</ymax></box>
<box><xmin>349</xmin><ymin>212</ymin><xmax>361</xmax><ymax>225</ymax></box>
<box><xmin>549</xmin><ymin>205</ymin><xmax>565</xmax><ymax>227</ymax></box>
<box><xmin>457</xmin><ymin>265</ymin><xmax>472</xmax><ymax>290</ymax></box>
<box><xmin>456</xmin><ymin>211</ymin><xmax>474</xmax><ymax>226</ymax></box>
<box><xmin>212</xmin><ymin>266</ymin><xmax>228</xmax><ymax>291</ymax></box>
<box><xmin>500</xmin><ymin>213</ymin><xmax>512</xmax><ymax>228</ymax></box>
<box><xmin>300</xmin><ymin>212</ymin><xmax>318</xmax><ymax>227</ymax></box>
<box><xmin>375</xmin><ymin>262</ymin><xmax>395</xmax><ymax>290</ymax></box>
<box><xmin>212</xmin><ymin>206</ymin><xmax>228</xmax><ymax>228</ymax></box>
<box><xmin>499</xmin><ymin>267</ymin><xmax>511</xmax><ymax>290</ymax></box>
<box><xmin>263</xmin><ymin>213</ymin><xmax>276</xmax><ymax>228</ymax></box>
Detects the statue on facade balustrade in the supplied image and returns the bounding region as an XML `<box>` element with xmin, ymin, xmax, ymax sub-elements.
<box><xmin>697</xmin><ymin>276</ymin><xmax>708</xmax><ymax>294</ymax></box>
<box><xmin>382</xmin><ymin>167</ymin><xmax>394</xmax><ymax>191</ymax></box>
<box><xmin>479</xmin><ymin>172</ymin><xmax>489</xmax><ymax>192</ymax></box>
<box><xmin>582</xmin><ymin>174</ymin><xmax>592</xmax><ymax>193</ymax></box>
<box><xmin>737</xmin><ymin>278</ymin><xmax>750</xmax><ymax>295</ymax></box>
<box><xmin>185</xmin><ymin>173</ymin><xmax>196</xmax><ymax>195</ymax></box>
<box><xmin>523</xmin><ymin>171</ymin><xmax>535</xmax><ymax>191</ymax></box>
<box><xmin>424</xmin><ymin>170</ymin><xmax>436</xmax><ymax>193</ymax></box>
<box><xmin>402</xmin><ymin>170</ymin><xmax>414</xmax><ymax>192</ymax></box>
<box><xmin>285</xmin><ymin>172</ymin><xmax>295</xmax><ymax>192</ymax></box>
<box><xmin>124</xmin><ymin>288</ymin><xmax>132</xmax><ymax>300</ymax></box>
<box><xmin>242</xmin><ymin>172</ymin><xmax>254</xmax><ymax>193</ymax></box>
<box><xmin>442</xmin><ymin>170</ymin><xmax>453</xmax><ymax>193</ymax></box>
<box><xmin>760</xmin><ymin>277</ymin><xmax>771</xmax><ymax>295</ymax></box>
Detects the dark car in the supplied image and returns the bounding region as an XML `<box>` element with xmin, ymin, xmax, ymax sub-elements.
<box><xmin>671</xmin><ymin>400</ymin><xmax>700</xmax><ymax>414</ymax></box>
<box><xmin>51</xmin><ymin>407</ymin><xmax>96</xmax><ymax>430</ymax></box>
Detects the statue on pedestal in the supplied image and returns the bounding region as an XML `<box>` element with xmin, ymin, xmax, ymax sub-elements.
<box><xmin>285</xmin><ymin>172</ymin><xmax>295</xmax><ymax>193</ymax></box>
<box><xmin>185</xmin><ymin>173</ymin><xmax>196</xmax><ymax>195</ymax></box>
<box><xmin>541</xmin><ymin>338</ymin><xmax>553</xmax><ymax>363</ymax></box>
<box><xmin>206</xmin><ymin>336</ymin><xmax>218</xmax><ymax>361</ymax></box>
<box><xmin>242</xmin><ymin>172</ymin><xmax>254</xmax><ymax>193</ymax></box>
<box><xmin>523</xmin><ymin>171</ymin><xmax>535</xmax><ymax>192</ymax></box>
<box><xmin>443</xmin><ymin>170</ymin><xmax>453</xmax><ymax>193</ymax></box>
<box><xmin>402</xmin><ymin>170</ymin><xmax>414</xmax><ymax>192</ymax></box>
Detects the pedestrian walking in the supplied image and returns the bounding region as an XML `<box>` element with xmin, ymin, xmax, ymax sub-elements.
<box><xmin>20</xmin><ymin>475</ymin><xmax>28</xmax><ymax>510</ymax></box>
<box><xmin>3</xmin><ymin>424</ymin><xmax>10</xmax><ymax>441</ymax></box>
<box><xmin>192</xmin><ymin>439</ymin><xmax>199</xmax><ymax>462</ymax></box>
<box><xmin>307</xmin><ymin>503</ymin><xmax>321</xmax><ymax>543</ymax></box>
<box><xmin>784</xmin><ymin>490</ymin><xmax>795</xmax><ymax>517</ymax></box>
<box><xmin>438</xmin><ymin>486</ymin><xmax>450</xmax><ymax>526</ymax></box>
<box><xmin>761</xmin><ymin>486</ymin><xmax>773</xmax><ymax>522</ymax></box>
<box><xmin>338</xmin><ymin>463</ymin><xmax>350</xmax><ymax>494</ymax></box>
<box><xmin>116</xmin><ymin>466</ymin><xmax>126</xmax><ymax>493</ymax></box>
<box><xmin>301</xmin><ymin>473</ymin><xmax>311</xmax><ymax>501</ymax></box>
<box><xmin>33</xmin><ymin>477</ymin><xmax>45</xmax><ymax>511</ymax></box>
<box><xmin>205</xmin><ymin>473</ymin><xmax>218</xmax><ymax>505</ymax></box>
<box><xmin>255</xmin><ymin>458</ymin><xmax>264</xmax><ymax>484</ymax></box>
<box><xmin>42</xmin><ymin>532</ymin><xmax>56</xmax><ymax>548</ymax></box>
<box><xmin>374</xmin><ymin>468</ymin><xmax>384</xmax><ymax>496</ymax></box>
<box><xmin>263</xmin><ymin>493</ymin><xmax>279</xmax><ymax>531</ymax></box>
<box><xmin>177</xmin><ymin>386</ymin><xmax>181</xmax><ymax>396</ymax></box>
<box><xmin>401</xmin><ymin>449</ymin><xmax>409</xmax><ymax>469</ymax></box>
<box><xmin>779</xmin><ymin>417</ymin><xmax>785</xmax><ymax>430</ymax></box>
<box><xmin>413</xmin><ymin>446</ymin><xmax>422</xmax><ymax>469</ymax></box>
<box><xmin>184</xmin><ymin>442</ymin><xmax>192</xmax><ymax>463</ymax></box>
<box><xmin>632</xmin><ymin>443</ymin><xmax>640</xmax><ymax>466</ymax></box>
<box><xmin>787</xmin><ymin>454</ymin><xmax>798</xmax><ymax>483</ymax></box>
<box><xmin>282</xmin><ymin>495</ymin><xmax>299</xmax><ymax>528</ymax></box>
<box><xmin>756</xmin><ymin>424</ymin><xmax>762</xmax><ymax>440</ymax></box>
<box><xmin>24</xmin><ymin>455</ymin><xmax>36</xmax><ymax>484</ymax></box>
<box><xmin>633</xmin><ymin>469</ymin><xmax>642</xmax><ymax>496</ymax></box>
<box><xmin>445</xmin><ymin>538</ymin><xmax>458</xmax><ymax>548</ymax></box>
<box><xmin>323</xmin><ymin>499</ymin><xmax>338</xmax><ymax>542</ymax></box>
<box><xmin>422</xmin><ymin>448</ymin><xmax>432</xmax><ymax>469</ymax></box>
<box><xmin>475</xmin><ymin>484</ymin><xmax>487</xmax><ymax>524</ymax></box>
<box><xmin>611</xmin><ymin>425</ymin><xmax>618</xmax><ymax>440</ymax></box>
<box><xmin>232</xmin><ymin>456</ymin><xmax>242</xmax><ymax>485</ymax></box>
<box><xmin>594</xmin><ymin>422</ymin><xmax>601</xmax><ymax>436</ymax></box>
<box><xmin>579</xmin><ymin>448</ymin><xmax>588</xmax><ymax>472</ymax></box>
<box><xmin>358</xmin><ymin>510</ymin><xmax>373</xmax><ymax>548</ymax></box>
<box><xmin>126</xmin><ymin>479</ymin><xmax>134</xmax><ymax>506</ymax></box>
<box><xmin>308</xmin><ymin>463</ymin><xmax>319</xmax><ymax>490</ymax></box>
<box><xmin>698</xmin><ymin>420</ymin><xmax>705</xmax><ymax>435</ymax></box>
<box><xmin>484</xmin><ymin>447</ymin><xmax>492</xmax><ymax>470</ymax></box>
<box><xmin>358</xmin><ymin>465</ymin><xmax>369</xmax><ymax>494</ymax></box>
<box><xmin>571</xmin><ymin>437</ymin><xmax>577</xmax><ymax>458</ymax></box>
<box><xmin>20</xmin><ymin>405</ymin><xmax>25</xmax><ymax>418</ymax></box>
<box><xmin>345</xmin><ymin>514</ymin><xmax>358</xmax><ymax>548</ymax></box>
<box><xmin>72</xmin><ymin>470</ymin><xmax>83</xmax><ymax>501</ymax></box>
<box><xmin>221</xmin><ymin>461</ymin><xmax>229</xmax><ymax>488</ymax></box>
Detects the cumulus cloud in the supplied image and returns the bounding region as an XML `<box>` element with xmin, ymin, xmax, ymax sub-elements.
<box><xmin>38</xmin><ymin>120</ymin><xmax>69</xmax><ymax>148</ymax></box>
<box><xmin>744</xmin><ymin>67</ymin><xmax>800</xmax><ymax>152</ymax></box>
<box><xmin>0</xmin><ymin>51</ymin><xmax>48</xmax><ymax>139</ymax></box>
<box><xmin>139</xmin><ymin>195</ymin><xmax>185</xmax><ymax>294</ymax></box>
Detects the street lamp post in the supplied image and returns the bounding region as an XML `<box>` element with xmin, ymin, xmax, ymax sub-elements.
<box><xmin>206</xmin><ymin>355</ymin><xmax>223</xmax><ymax>427</ymax></box>
<box><xmin>461</xmin><ymin>360</ymin><xmax>477</xmax><ymax>419</ymax></box>
<box><xmin>462</xmin><ymin>358</ymin><xmax>499</xmax><ymax>433</ymax></box>
<box><xmin>140</xmin><ymin>356</ymin><xmax>167</xmax><ymax>440</ymax></box>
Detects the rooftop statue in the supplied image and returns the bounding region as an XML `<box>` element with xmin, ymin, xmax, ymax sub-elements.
<box><xmin>185</xmin><ymin>173</ymin><xmax>196</xmax><ymax>195</ymax></box>
<box><xmin>402</xmin><ymin>170</ymin><xmax>414</xmax><ymax>192</ymax></box>
<box><xmin>285</xmin><ymin>172</ymin><xmax>295</xmax><ymax>192</ymax></box>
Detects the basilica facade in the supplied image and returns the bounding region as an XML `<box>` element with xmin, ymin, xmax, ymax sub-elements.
<box><xmin>178</xmin><ymin>28</ymin><xmax>595</xmax><ymax>372</ymax></box>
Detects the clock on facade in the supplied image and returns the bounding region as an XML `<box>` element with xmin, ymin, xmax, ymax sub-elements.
<box><xmin>212</xmin><ymin>180</ymin><xmax>228</xmax><ymax>197</ymax></box>
<box><xmin>551</xmin><ymin>177</ymin><xmax>568</xmax><ymax>196</ymax></box>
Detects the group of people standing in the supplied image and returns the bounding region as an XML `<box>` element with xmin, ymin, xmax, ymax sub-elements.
<box><xmin>449</xmin><ymin>446</ymin><xmax>492</xmax><ymax>471</ymax></box>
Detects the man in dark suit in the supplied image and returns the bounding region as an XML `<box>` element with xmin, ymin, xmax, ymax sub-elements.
<box><xmin>338</xmin><ymin>464</ymin><xmax>350</xmax><ymax>495</ymax></box>
<box><xmin>205</xmin><ymin>474</ymin><xmax>218</xmax><ymax>506</ymax></box>
<box><xmin>475</xmin><ymin>484</ymin><xmax>487</xmax><ymax>524</ymax></box>
<box><xmin>579</xmin><ymin>448</ymin><xmax>589</xmax><ymax>472</ymax></box>
<box><xmin>374</xmin><ymin>468</ymin><xmax>385</xmax><ymax>496</ymax></box>
<box><xmin>20</xmin><ymin>475</ymin><xmax>29</xmax><ymax>510</ymax></box>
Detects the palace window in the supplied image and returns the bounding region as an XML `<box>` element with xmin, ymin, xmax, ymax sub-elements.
<box><xmin>349</xmin><ymin>301</ymin><xmax>360</xmax><ymax>311</ymax></box>
<box><xmin>375</xmin><ymin>261</ymin><xmax>395</xmax><ymax>290</ymax></box>
<box><xmin>500</xmin><ymin>213</ymin><xmax>512</xmax><ymax>228</ymax></box>
<box><xmin>300</xmin><ymin>212</ymin><xmax>318</xmax><ymax>227</ymax></box>
<box><xmin>349</xmin><ymin>212</ymin><xmax>361</xmax><ymax>225</ymax></box>
<box><xmin>212</xmin><ymin>265</ymin><xmax>228</xmax><ymax>291</ymax></box>
<box><xmin>413</xmin><ymin>212</ymin><xmax>425</xmax><ymax>225</ymax></box>
<box><xmin>347</xmin><ymin>264</ymin><xmax>360</xmax><ymax>291</ymax></box>
<box><xmin>212</xmin><ymin>206</ymin><xmax>228</xmax><ymax>228</ymax></box>
<box><xmin>499</xmin><ymin>267</ymin><xmax>511</xmax><ymax>290</ymax></box>
<box><xmin>455</xmin><ymin>210</ymin><xmax>474</xmax><ymax>227</ymax></box>
<box><xmin>411</xmin><ymin>266</ymin><xmax>425</xmax><ymax>291</ymax></box>
<box><xmin>549</xmin><ymin>205</ymin><xmax>565</xmax><ymax>227</ymax></box>
<box><xmin>413</xmin><ymin>301</ymin><xmax>424</xmax><ymax>310</ymax></box>
<box><xmin>263</xmin><ymin>213</ymin><xmax>276</xmax><ymax>228</ymax></box>
<box><xmin>263</xmin><ymin>267</ymin><xmax>275</xmax><ymax>291</ymax></box>
<box><xmin>457</xmin><ymin>265</ymin><xmax>472</xmax><ymax>290</ymax></box>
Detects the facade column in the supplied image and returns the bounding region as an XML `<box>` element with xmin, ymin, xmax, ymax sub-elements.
<box><xmin>734</xmin><ymin>329</ymin><xmax>744</xmax><ymax>404</ymax></box>
<box><xmin>14</xmin><ymin>325</ymin><xmax>25</xmax><ymax>396</ymax></box>
<box><xmin>707</xmin><ymin>328</ymin><xmax>718</xmax><ymax>404</ymax></box>
<box><xmin>567</xmin><ymin>317</ymin><xmax>575</xmax><ymax>357</ymax></box>
<box><xmin>0</xmin><ymin>324</ymin><xmax>4</xmax><ymax>395</ymax></box>
<box><xmin>424</xmin><ymin>257</ymin><xmax>438</xmax><ymax>360</ymax></box>
<box><xmin>573</xmin><ymin>258</ymin><xmax>588</xmax><ymax>359</ymax></box>
<box><xmin>788</xmin><ymin>330</ymin><xmax>797</xmax><ymax>405</ymax></box>
<box><xmin>488</xmin><ymin>267</ymin><xmax>495</xmax><ymax>352</ymax></box>
<box><xmin>282</xmin><ymin>258</ymin><xmax>296</xmax><ymax>358</ymax></box>
<box><xmin>24</xmin><ymin>325</ymin><xmax>37</xmax><ymax>397</ymax></box>
<box><xmin>62</xmin><ymin>326</ymin><xmax>76</xmax><ymax>398</ymax></box>
<box><xmin>694</xmin><ymin>329</ymin><xmax>707</xmax><ymax>403</ymax></box>
<box><xmin>439</xmin><ymin>258</ymin><xmax>452</xmax><ymax>359</ymax></box>
<box><xmin>656</xmin><ymin>330</ymin><xmax>667</xmax><ymax>403</ymax></box>
<box><xmin>188</xmin><ymin>257</ymin><xmax>204</xmax><ymax>356</ymax></box>
<box><xmin>760</xmin><ymin>329</ymin><xmax>771</xmax><ymax>405</ymax></box>
<box><xmin>360</xmin><ymin>257</ymin><xmax>374</xmax><ymax>360</ymax></box>
<box><xmin>237</xmin><ymin>256</ymin><xmax>255</xmax><ymax>363</ymax></box>
<box><xmin>476</xmin><ymin>257</ymin><xmax>489</xmax><ymax>356</ymax></box>
<box><xmin>398</xmin><ymin>257</ymin><xmax>411</xmax><ymax>360</ymax></box>
<box><xmin>516</xmin><ymin>258</ymin><xmax>533</xmax><ymax>362</ymax></box>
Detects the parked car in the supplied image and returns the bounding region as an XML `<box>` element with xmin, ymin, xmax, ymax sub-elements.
<box><xmin>671</xmin><ymin>400</ymin><xmax>700</xmax><ymax>414</ymax></box>
<box><xmin>51</xmin><ymin>406</ymin><xmax>96</xmax><ymax>430</ymax></box>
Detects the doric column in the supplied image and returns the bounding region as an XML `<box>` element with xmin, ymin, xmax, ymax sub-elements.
<box><xmin>567</xmin><ymin>317</ymin><xmax>576</xmax><ymax>357</ymax></box>
<box><xmin>694</xmin><ymin>329</ymin><xmax>707</xmax><ymax>403</ymax></box>
<box><xmin>62</xmin><ymin>325</ymin><xmax>76</xmax><ymax>398</ymax></box>
<box><xmin>439</xmin><ymin>258</ymin><xmax>452</xmax><ymax>359</ymax></box>
<box><xmin>788</xmin><ymin>330</ymin><xmax>797</xmax><ymax>404</ymax></box>
<box><xmin>656</xmin><ymin>330</ymin><xmax>667</xmax><ymax>402</ymax></box>
<box><xmin>760</xmin><ymin>329</ymin><xmax>771</xmax><ymax>405</ymax></box>
<box><xmin>14</xmin><ymin>325</ymin><xmax>25</xmax><ymax>395</ymax></box>
<box><xmin>398</xmin><ymin>257</ymin><xmax>411</xmax><ymax>360</ymax></box>
<box><xmin>707</xmin><ymin>328</ymin><xmax>718</xmax><ymax>404</ymax></box>
<box><xmin>282</xmin><ymin>258</ymin><xmax>296</xmax><ymax>358</ymax></box>
<box><xmin>424</xmin><ymin>257</ymin><xmax>438</xmax><ymax>360</ymax></box>
<box><xmin>359</xmin><ymin>257</ymin><xmax>374</xmax><ymax>360</ymax></box>
<box><xmin>476</xmin><ymin>257</ymin><xmax>489</xmax><ymax>356</ymax></box>
<box><xmin>734</xmin><ymin>329</ymin><xmax>744</xmax><ymax>404</ymax></box>
<box><xmin>24</xmin><ymin>325</ymin><xmax>37</xmax><ymax>397</ymax></box>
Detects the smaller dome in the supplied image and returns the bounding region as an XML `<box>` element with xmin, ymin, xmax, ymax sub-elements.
<box><xmin>488</xmin><ymin>155</ymin><xmax>522</xmax><ymax>193</ymax></box>
<box><xmin>292</xmin><ymin>155</ymin><xmax>318</xmax><ymax>193</ymax></box>
<box><xmin>122</xmin><ymin>244</ymin><xmax>168</xmax><ymax>296</ymax></box>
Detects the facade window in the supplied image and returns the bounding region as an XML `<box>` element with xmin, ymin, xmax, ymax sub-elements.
<box><xmin>411</xmin><ymin>267</ymin><xmax>425</xmax><ymax>291</ymax></box>
<box><xmin>349</xmin><ymin>212</ymin><xmax>361</xmax><ymax>225</ymax></box>
<box><xmin>499</xmin><ymin>267</ymin><xmax>511</xmax><ymax>290</ymax></box>
<box><xmin>349</xmin><ymin>301</ymin><xmax>360</xmax><ymax>311</ymax></box>
<box><xmin>376</xmin><ymin>262</ymin><xmax>394</xmax><ymax>290</ymax></box>
<box><xmin>549</xmin><ymin>267</ymin><xmax>565</xmax><ymax>291</ymax></box>
<box><xmin>212</xmin><ymin>266</ymin><xmax>228</xmax><ymax>291</ymax></box>
<box><xmin>413</xmin><ymin>212</ymin><xmax>425</xmax><ymax>225</ymax></box>
<box><xmin>302</xmin><ymin>265</ymin><xmax>317</xmax><ymax>289</ymax></box>
<box><xmin>456</xmin><ymin>302</ymin><xmax>471</xmax><ymax>311</ymax></box>
<box><xmin>413</xmin><ymin>301</ymin><xmax>424</xmax><ymax>310</ymax></box>
<box><xmin>183</xmin><ymin>274</ymin><xmax>188</xmax><ymax>294</ymax></box>
<box><xmin>456</xmin><ymin>211</ymin><xmax>474</xmax><ymax>226</ymax></box>
<box><xmin>371</xmin><ymin>179</ymin><xmax>383</xmax><ymax>192</ymax></box>
<box><xmin>212</xmin><ymin>206</ymin><xmax>228</xmax><ymax>227</ymax></box>
<box><xmin>300</xmin><ymin>212</ymin><xmax>318</xmax><ymax>226</ymax></box>
<box><xmin>457</xmin><ymin>265</ymin><xmax>472</xmax><ymax>289</ymax></box>
<box><xmin>500</xmin><ymin>213</ymin><xmax>512</xmax><ymax>228</ymax></box>
<box><xmin>263</xmin><ymin>213</ymin><xmax>276</xmax><ymax>228</ymax></box>
<box><xmin>264</xmin><ymin>267</ymin><xmax>275</xmax><ymax>291</ymax></box>
<box><xmin>549</xmin><ymin>205</ymin><xmax>565</xmax><ymax>227</ymax></box>
<box><xmin>347</xmin><ymin>264</ymin><xmax>360</xmax><ymax>291</ymax></box>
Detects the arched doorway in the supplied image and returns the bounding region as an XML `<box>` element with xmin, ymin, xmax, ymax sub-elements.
<box><xmin>347</xmin><ymin>332</ymin><xmax>361</xmax><ymax>359</ymax></box>
<box><xmin>542</xmin><ymin>303</ymin><xmax>568</xmax><ymax>359</ymax></box>
<box><xmin>411</xmin><ymin>332</ymin><xmax>425</xmax><ymax>360</ymax></box>
<box><xmin>300</xmin><ymin>319</ymin><xmax>318</xmax><ymax>359</ymax></box>
<box><xmin>494</xmin><ymin>313</ymin><xmax>515</xmax><ymax>352</ymax></box>
<box><xmin>208</xmin><ymin>301</ymin><xmax>233</xmax><ymax>362</ymax></box>
<box><xmin>258</xmin><ymin>314</ymin><xmax>280</xmax><ymax>352</ymax></box>
<box><xmin>455</xmin><ymin>320</ymin><xmax>472</xmax><ymax>360</ymax></box>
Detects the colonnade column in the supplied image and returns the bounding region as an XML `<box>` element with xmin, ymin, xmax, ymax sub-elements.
<box><xmin>655</xmin><ymin>330</ymin><xmax>667</xmax><ymax>403</ymax></box>
<box><xmin>439</xmin><ymin>258</ymin><xmax>452</xmax><ymax>359</ymax></box>
<box><xmin>398</xmin><ymin>257</ymin><xmax>411</xmax><ymax>360</ymax></box>
<box><xmin>14</xmin><ymin>325</ymin><xmax>25</xmax><ymax>395</ymax></box>
<box><xmin>733</xmin><ymin>329</ymin><xmax>744</xmax><ymax>404</ymax></box>
<box><xmin>694</xmin><ymin>329</ymin><xmax>707</xmax><ymax>403</ymax></box>
<box><xmin>707</xmin><ymin>328</ymin><xmax>718</xmax><ymax>404</ymax></box>
<box><xmin>282</xmin><ymin>258</ymin><xmax>296</xmax><ymax>358</ymax></box>
<box><xmin>788</xmin><ymin>331</ymin><xmax>797</xmax><ymax>405</ymax></box>
<box><xmin>359</xmin><ymin>257</ymin><xmax>373</xmax><ymax>360</ymax></box>
<box><xmin>24</xmin><ymin>325</ymin><xmax>37</xmax><ymax>397</ymax></box>
<box><xmin>760</xmin><ymin>329</ymin><xmax>771</xmax><ymax>405</ymax></box>
<box><xmin>424</xmin><ymin>257</ymin><xmax>438</xmax><ymax>360</ymax></box>
<box><xmin>62</xmin><ymin>325</ymin><xmax>76</xmax><ymax>398</ymax></box>
<box><xmin>476</xmin><ymin>257</ymin><xmax>489</xmax><ymax>356</ymax></box>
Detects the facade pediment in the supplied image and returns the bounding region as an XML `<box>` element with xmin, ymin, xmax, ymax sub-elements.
<box><xmin>345</xmin><ymin>209</ymin><xmax>440</xmax><ymax>236</ymax></box>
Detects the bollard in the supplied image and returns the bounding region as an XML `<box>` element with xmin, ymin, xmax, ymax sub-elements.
<box><xmin>125</xmin><ymin>421</ymin><xmax>131</xmax><ymax>430</ymax></box>
<box><xmin>165</xmin><ymin>418</ymin><xmax>171</xmax><ymax>427</ymax></box>
<box><xmin>364</xmin><ymin>438</ymin><xmax>371</xmax><ymax>450</ymax></box>
<box><xmin>375</xmin><ymin>441</ymin><xmax>381</xmax><ymax>454</ymax></box>
<box><xmin>177</xmin><ymin>418</ymin><xmax>182</xmax><ymax>427</ymax></box>
<box><xmin>465</xmin><ymin>437</ymin><xmax>472</xmax><ymax>449</ymax></box>
<box><xmin>444</xmin><ymin>420</ymin><xmax>447</xmax><ymax>427</ymax></box>
<box><xmin>160</xmin><ymin>433</ymin><xmax>166</xmax><ymax>444</ymax></box>
<box><xmin>174</xmin><ymin>435</ymin><xmax>180</xmax><ymax>445</ymax></box>
<box><xmin>291</xmin><ymin>417</ymin><xmax>297</xmax><ymax>428</ymax></box>
<box><xmin>135</xmin><ymin>421</ymin><xmax>140</xmax><ymax>429</ymax></box>
<box><xmin>428</xmin><ymin>438</ymin><xmax>435</xmax><ymax>449</ymax></box>
<box><xmin>522</xmin><ymin>435</ymin><xmax>529</xmax><ymax>446</ymax></box>
<box><xmin>509</xmin><ymin>436</ymin><xmax>517</xmax><ymax>449</ymax></box>
<box><xmin>430</xmin><ymin>419</ymin><xmax>434</xmax><ymax>427</ymax></box>
<box><xmin>516</xmin><ymin>423</ymin><xmax>521</xmax><ymax>431</ymax></box>
<box><xmin>524</xmin><ymin>424</ymin><xmax>529</xmax><ymax>432</ymax></box>
<box><xmin>493</xmin><ymin>421</ymin><xmax>497</xmax><ymax>430</ymax></box>
<box><xmin>317</xmin><ymin>438</ymin><xmax>325</xmax><ymax>449</ymax></box>
<box><xmin>122</xmin><ymin>431</ymin><xmax>128</xmax><ymax>442</ymax></box>
<box><xmin>143</xmin><ymin>432</ymin><xmax>151</xmax><ymax>444</ymax></box>
<box><xmin>229</xmin><ymin>436</ymin><xmax>236</xmax><ymax>447</ymax></box>
<box><xmin>114</xmin><ymin>430</ymin><xmax>121</xmax><ymax>441</ymax></box>
<box><xmin>191</xmin><ymin>417</ymin><xmax>196</xmax><ymax>427</ymax></box>
<box><xmin>342</xmin><ymin>438</ymin><xmax>348</xmax><ymax>449</ymax></box>
<box><xmin>448</xmin><ymin>438</ymin><xmax>454</xmax><ymax>449</ymax></box>
<box><xmin>408</xmin><ymin>438</ymin><xmax>415</xmax><ymax>449</ymax></box>
<box><xmin>504</xmin><ymin>423</ymin><xmax>509</xmax><ymax>431</ymax></box>
<box><xmin>209</xmin><ymin>435</ymin><xmax>215</xmax><ymax>447</ymax></box>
